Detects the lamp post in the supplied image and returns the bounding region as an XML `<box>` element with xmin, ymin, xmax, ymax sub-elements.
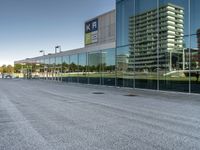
<box><xmin>55</xmin><ymin>46</ymin><xmax>62</xmax><ymax>81</ymax></box>
<box><xmin>55</xmin><ymin>45</ymin><xmax>61</xmax><ymax>53</ymax></box>
<box><xmin>39</xmin><ymin>50</ymin><xmax>45</xmax><ymax>79</ymax></box>
<box><xmin>39</xmin><ymin>50</ymin><xmax>45</xmax><ymax>56</ymax></box>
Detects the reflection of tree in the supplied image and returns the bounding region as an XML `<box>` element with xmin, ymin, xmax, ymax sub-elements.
<box><xmin>0</xmin><ymin>65</ymin><xmax>14</xmax><ymax>73</ymax></box>
<box><xmin>62</xmin><ymin>62</ymin><xmax>69</xmax><ymax>73</ymax></box>
<box><xmin>101</xmin><ymin>63</ymin><xmax>115</xmax><ymax>72</ymax></box>
<box><xmin>86</xmin><ymin>63</ymin><xmax>115</xmax><ymax>73</ymax></box>
<box><xmin>78</xmin><ymin>65</ymin><xmax>86</xmax><ymax>72</ymax></box>
<box><xmin>69</xmin><ymin>63</ymin><xmax>78</xmax><ymax>72</ymax></box>
<box><xmin>14</xmin><ymin>64</ymin><xmax>22</xmax><ymax>73</ymax></box>
<box><xmin>88</xmin><ymin>65</ymin><xmax>101</xmax><ymax>72</ymax></box>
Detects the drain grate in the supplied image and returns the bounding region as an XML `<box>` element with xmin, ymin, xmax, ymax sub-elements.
<box><xmin>124</xmin><ymin>93</ymin><xmax>137</xmax><ymax>97</ymax></box>
<box><xmin>92</xmin><ymin>92</ymin><xmax>105</xmax><ymax>94</ymax></box>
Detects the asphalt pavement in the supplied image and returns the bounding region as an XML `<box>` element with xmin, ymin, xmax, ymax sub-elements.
<box><xmin>0</xmin><ymin>79</ymin><xmax>200</xmax><ymax>150</ymax></box>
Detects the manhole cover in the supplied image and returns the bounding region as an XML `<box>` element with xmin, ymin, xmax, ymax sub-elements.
<box><xmin>92</xmin><ymin>92</ymin><xmax>104</xmax><ymax>94</ymax></box>
<box><xmin>124</xmin><ymin>93</ymin><xmax>137</xmax><ymax>97</ymax></box>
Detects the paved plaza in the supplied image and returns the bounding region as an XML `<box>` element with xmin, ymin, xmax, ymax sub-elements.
<box><xmin>0</xmin><ymin>79</ymin><xmax>200</xmax><ymax>150</ymax></box>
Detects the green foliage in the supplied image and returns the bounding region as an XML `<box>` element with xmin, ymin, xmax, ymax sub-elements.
<box><xmin>0</xmin><ymin>65</ymin><xmax>14</xmax><ymax>73</ymax></box>
<box><xmin>14</xmin><ymin>64</ymin><xmax>22</xmax><ymax>73</ymax></box>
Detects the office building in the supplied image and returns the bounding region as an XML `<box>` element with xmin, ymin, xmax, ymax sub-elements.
<box><xmin>15</xmin><ymin>0</ymin><xmax>200</xmax><ymax>94</ymax></box>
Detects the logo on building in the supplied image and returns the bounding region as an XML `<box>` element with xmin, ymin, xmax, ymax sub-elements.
<box><xmin>85</xmin><ymin>18</ymin><xmax>98</xmax><ymax>45</ymax></box>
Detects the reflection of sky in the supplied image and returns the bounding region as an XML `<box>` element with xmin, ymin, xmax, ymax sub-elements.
<box><xmin>104</xmin><ymin>49</ymin><xmax>115</xmax><ymax>65</ymax></box>
<box><xmin>79</xmin><ymin>53</ymin><xmax>87</xmax><ymax>66</ymax></box>
<box><xmin>70</xmin><ymin>55</ymin><xmax>78</xmax><ymax>64</ymax></box>
<box><xmin>190</xmin><ymin>0</ymin><xmax>200</xmax><ymax>49</ymax></box>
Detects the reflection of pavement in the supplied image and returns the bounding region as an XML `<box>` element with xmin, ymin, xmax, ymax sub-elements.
<box><xmin>0</xmin><ymin>80</ymin><xmax>200</xmax><ymax>149</ymax></box>
<box><xmin>164</xmin><ymin>70</ymin><xmax>200</xmax><ymax>78</ymax></box>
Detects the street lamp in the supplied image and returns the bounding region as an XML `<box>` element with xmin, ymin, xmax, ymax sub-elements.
<box><xmin>39</xmin><ymin>50</ymin><xmax>45</xmax><ymax>79</ymax></box>
<box><xmin>39</xmin><ymin>50</ymin><xmax>45</xmax><ymax>56</ymax></box>
<box><xmin>55</xmin><ymin>45</ymin><xmax>62</xmax><ymax>81</ymax></box>
<box><xmin>55</xmin><ymin>45</ymin><xmax>61</xmax><ymax>53</ymax></box>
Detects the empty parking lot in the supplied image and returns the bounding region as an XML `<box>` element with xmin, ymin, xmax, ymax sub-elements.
<box><xmin>0</xmin><ymin>79</ymin><xmax>200</xmax><ymax>150</ymax></box>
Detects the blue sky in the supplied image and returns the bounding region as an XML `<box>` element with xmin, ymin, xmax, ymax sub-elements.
<box><xmin>0</xmin><ymin>0</ymin><xmax>115</xmax><ymax>65</ymax></box>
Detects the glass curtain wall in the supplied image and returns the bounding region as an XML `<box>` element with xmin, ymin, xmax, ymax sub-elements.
<box><xmin>40</xmin><ymin>59</ymin><xmax>45</xmax><ymax>79</ymax></box>
<box><xmin>14</xmin><ymin>63</ymin><xmax>21</xmax><ymax>78</ymax></box>
<box><xmin>69</xmin><ymin>54</ymin><xmax>78</xmax><ymax>83</ymax></box>
<box><xmin>116</xmin><ymin>46</ymin><xmax>133</xmax><ymax>87</ymax></box>
<box><xmin>134</xmin><ymin>0</ymin><xmax>158</xmax><ymax>90</ymax></box>
<box><xmin>14</xmin><ymin>0</ymin><xmax>200</xmax><ymax>94</ymax></box>
<box><xmin>102</xmin><ymin>48</ymin><xmax>116</xmax><ymax>86</ymax></box>
<box><xmin>116</xmin><ymin>0</ymin><xmax>135</xmax><ymax>88</ymax></box>
<box><xmin>20</xmin><ymin>62</ymin><xmax>32</xmax><ymax>79</ymax></box>
<box><xmin>44</xmin><ymin>58</ymin><xmax>49</xmax><ymax>80</ymax></box>
<box><xmin>55</xmin><ymin>56</ymin><xmax>62</xmax><ymax>81</ymax></box>
<box><xmin>34</xmin><ymin>59</ymin><xmax>41</xmax><ymax>79</ymax></box>
<box><xmin>78</xmin><ymin>53</ymin><xmax>88</xmax><ymax>84</ymax></box>
<box><xmin>62</xmin><ymin>55</ymin><xmax>70</xmax><ymax>82</ymax></box>
<box><xmin>158</xmin><ymin>0</ymin><xmax>189</xmax><ymax>92</ymax></box>
<box><xmin>190</xmin><ymin>0</ymin><xmax>200</xmax><ymax>94</ymax></box>
<box><xmin>116</xmin><ymin>0</ymin><xmax>200</xmax><ymax>93</ymax></box>
<box><xmin>49</xmin><ymin>57</ymin><xmax>55</xmax><ymax>80</ymax></box>
<box><xmin>88</xmin><ymin>51</ymin><xmax>102</xmax><ymax>85</ymax></box>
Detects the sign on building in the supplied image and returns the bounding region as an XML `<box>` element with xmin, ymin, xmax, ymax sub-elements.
<box><xmin>85</xmin><ymin>18</ymin><xmax>98</xmax><ymax>45</ymax></box>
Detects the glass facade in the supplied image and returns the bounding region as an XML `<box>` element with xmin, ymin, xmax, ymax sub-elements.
<box><xmin>14</xmin><ymin>0</ymin><xmax>200</xmax><ymax>94</ymax></box>
<box><xmin>116</xmin><ymin>0</ymin><xmax>200</xmax><ymax>93</ymax></box>
<box><xmin>78</xmin><ymin>53</ymin><xmax>88</xmax><ymax>84</ymax></box>
<box><xmin>102</xmin><ymin>48</ymin><xmax>116</xmax><ymax>86</ymax></box>
<box><xmin>69</xmin><ymin>54</ymin><xmax>78</xmax><ymax>83</ymax></box>
<box><xmin>88</xmin><ymin>52</ymin><xmax>102</xmax><ymax>85</ymax></box>
<box><xmin>62</xmin><ymin>55</ymin><xmax>70</xmax><ymax>82</ymax></box>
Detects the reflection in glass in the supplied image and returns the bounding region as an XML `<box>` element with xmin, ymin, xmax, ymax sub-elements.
<box><xmin>131</xmin><ymin>0</ymin><xmax>158</xmax><ymax>89</ymax></box>
<box><xmin>31</xmin><ymin>59</ymin><xmax>40</xmax><ymax>79</ymax></box>
<box><xmin>190</xmin><ymin>0</ymin><xmax>200</xmax><ymax>93</ymax></box>
<box><xmin>62</xmin><ymin>55</ymin><xmax>70</xmax><ymax>82</ymax></box>
<box><xmin>88</xmin><ymin>52</ymin><xmax>101</xmax><ymax>85</ymax></box>
<box><xmin>49</xmin><ymin>57</ymin><xmax>55</xmax><ymax>80</ymax></box>
<box><xmin>159</xmin><ymin>0</ymin><xmax>189</xmax><ymax>92</ymax></box>
<box><xmin>116</xmin><ymin>46</ymin><xmax>133</xmax><ymax>87</ymax></box>
<box><xmin>78</xmin><ymin>53</ymin><xmax>88</xmax><ymax>84</ymax></box>
<box><xmin>116</xmin><ymin>0</ymin><xmax>134</xmax><ymax>47</ymax></box>
<box><xmin>102</xmin><ymin>48</ymin><xmax>116</xmax><ymax>86</ymax></box>
<box><xmin>69</xmin><ymin>54</ymin><xmax>78</xmax><ymax>83</ymax></box>
<box><xmin>55</xmin><ymin>57</ymin><xmax>62</xmax><ymax>81</ymax></box>
<box><xmin>40</xmin><ymin>59</ymin><xmax>45</xmax><ymax>79</ymax></box>
<box><xmin>44</xmin><ymin>58</ymin><xmax>49</xmax><ymax>80</ymax></box>
<box><xmin>14</xmin><ymin>0</ymin><xmax>200</xmax><ymax>94</ymax></box>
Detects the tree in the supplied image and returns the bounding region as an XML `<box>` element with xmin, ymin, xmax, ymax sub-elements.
<box><xmin>2</xmin><ymin>65</ymin><xmax>7</xmax><ymax>73</ymax></box>
<box><xmin>0</xmin><ymin>65</ymin><xmax>14</xmax><ymax>74</ymax></box>
<box><xmin>7</xmin><ymin>65</ymin><xmax>14</xmax><ymax>74</ymax></box>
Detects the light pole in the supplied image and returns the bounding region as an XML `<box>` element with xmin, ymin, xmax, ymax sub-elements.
<box><xmin>39</xmin><ymin>50</ymin><xmax>45</xmax><ymax>79</ymax></box>
<box><xmin>55</xmin><ymin>45</ymin><xmax>61</xmax><ymax>53</ymax></box>
<box><xmin>39</xmin><ymin>50</ymin><xmax>45</xmax><ymax>56</ymax></box>
<box><xmin>55</xmin><ymin>46</ymin><xmax>62</xmax><ymax>81</ymax></box>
